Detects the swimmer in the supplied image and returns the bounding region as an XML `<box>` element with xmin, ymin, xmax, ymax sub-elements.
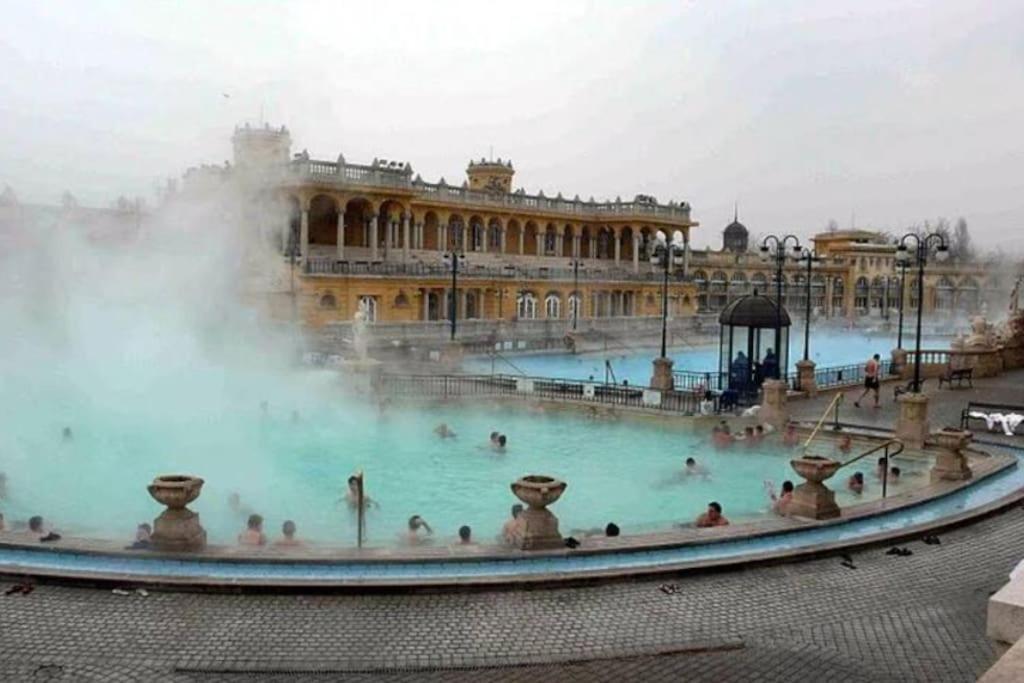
<box><xmin>341</xmin><ymin>475</ymin><xmax>378</xmax><ymax>510</ymax></box>
<box><xmin>274</xmin><ymin>520</ymin><xmax>303</xmax><ymax>547</ymax></box>
<box><xmin>754</xmin><ymin>425</ymin><xmax>766</xmax><ymax>442</ymax></box>
<box><xmin>0</xmin><ymin>512</ymin><xmax>4</xmax><ymax>532</ymax></box>
<box><xmin>405</xmin><ymin>515</ymin><xmax>433</xmax><ymax>545</ymax></box>
<box><xmin>238</xmin><ymin>514</ymin><xmax>267</xmax><ymax>546</ymax></box>
<box><xmin>889</xmin><ymin>466</ymin><xmax>902</xmax><ymax>484</ymax></box>
<box><xmin>741</xmin><ymin>426</ymin><xmax>757</xmax><ymax>446</ymax></box>
<box><xmin>696</xmin><ymin>501</ymin><xmax>730</xmax><ymax>528</ymax></box>
<box><xmin>133</xmin><ymin>523</ymin><xmax>152</xmax><ymax>548</ymax></box>
<box><xmin>838</xmin><ymin>434</ymin><xmax>853</xmax><ymax>454</ymax></box>
<box><xmin>489</xmin><ymin>431</ymin><xmax>499</xmax><ymax>445</ymax></box>
<box><xmin>875</xmin><ymin>456</ymin><xmax>889</xmax><ymax>478</ymax></box>
<box><xmin>782</xmin><ymin>424</ymin><xmax>800</xmax><ymax>447</ymax></box>
<box><xmin>502</xmin><ymin>504</ymin><xmax>524</xmax><ymax>546</ymax></box>
<box><xmin>434</xmin><ymin>423</ymin><xmax>457</xmax><ymax>439</ymax></box>
<box><xmin>62</xmin><ymin>426</ymin><xmax>73</xmax><ymax>441</ymax></box>
<box><xmin>492</xmin><ymin>434</ymin><xmax>507</xmax><ymax>452</ymax></box>
<box><xmin>684</xmin><ymin>457</ymin><xmax>711</xmax><ymax>480</ymax></box>
<box><xmin>457</xmin><ymin>525</ymin><xmax>474</xmax><ymax>545</ymax></box>
<box><xmin>768</xmin><ymin>480</ymin><xmax>794</xmax><ymax>515</ymax></box>
<box><xmin>847</xmin><ymin>471</ymin><xmax>865</xmax><ymax>495</ymax></box>
<box><xmin>570</xmin><ymin>523</ymin><xmax>621</xmax><ymax>538</ymax></box>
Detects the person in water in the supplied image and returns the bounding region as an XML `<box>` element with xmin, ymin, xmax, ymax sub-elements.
<box><xmin>405</xmin><ymin>515</ymin><xmax>433</xmax><ymax>545</ymax></box>
<box><xmin>782</xmin><ymin>424</ymin><xmax>800</xmax><ymax>447</ymax></box>
<box><xmin>128</xmin><ymin>523</ymin><xmax>152</xmax><ymax>549</ymax></box>
<box><xmin>491</xmin><ymin>434</ymin><xmax>507</xmax><ymax>452</ymax></box>
<box><xmin>238</xmin><ymin>514</ymin><xmax>267</xmax><ymax>546</ymax></box>
<box><xmin>684</xmin><ymin>457</ymin><xmax>711</xmax><ymax>480</ymax></box>
<box><xmin>342</xmin><ymin>475</ymin><xmax>377</xmax><ymax>510</ymax></box>
<box><xmin>768</xmin><ymin>480</ymin><xmax>794</xmax><ymax>515</ymax></box>
<box><xmin>274</xmin><ymin>520</ymin><xmax>302</xmax><ymax>547</ymax></box>
<box><xmin>0</xmin><ymin>472</ymin><xmax>6</xmax><ymax>500</ymax></box>
<box><xmin>434</xmin><ymin>423</ymin><xmax>456</xmax><ymax>439</ymax></box>
<box><xmin>696</xmin><ymin>501</ymin><xmax>730</xmax><ymax>528</ymax></box>
<box><xmin>457</xmin><ymin>525</ymin><xmax>474</xmax><ymax>545</ymax></box>
<box><xmin>847</xmin><ymin>471</ymin><xmax>865</xmax><ymax>495</ymax></box>
<box><xmin>502</xmin><ymin>504</ymin><xmax>524</xmax><ymax>545</ymax></box>
<box><xmin>62</xmin><ymin>427</ymin><xmax>73</xmax><ymax>441</ymax></box>
<box><xmin>838</xmin><ymin>434</ymin><xmax>853</xmax><ymax>454</ymax></box>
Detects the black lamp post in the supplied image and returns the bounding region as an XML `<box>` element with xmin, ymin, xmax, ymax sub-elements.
<box><xmin>443</xmin><ymin>228</ymin><xmax>465</xmax><ymax>341</ymax></box>
<box><xmin>649</xmin><ymin>230</ymin><xmax>686</xmax><ymax>358</ymax></box>
<box><xmin>794</xmin><ymin>247</ymin><xmax>823</xmax><ymax>362</ymax></box>
<box><xmin>895</xmin><ymin>232</ymin><xmax>950</xmax><ymax>393</ymax></box>
<box><xmin>569</xmin><ymin>258</ymin><xmax>584</xmax><ymax>331</ymax></box>
<box><xmin>759</xmin><ymin>234</ymin><xmax>803</xmax><ymax>379</ymax></box>
<box><xmin>895</xmin><ymin>259</ymin><xmax>908</xmax><ymax>350</ymax></box>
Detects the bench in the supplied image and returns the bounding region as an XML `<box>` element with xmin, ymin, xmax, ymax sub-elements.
<box><xmin>893</xmin><ymin>379</ymin><xmax>927</xmax><ymax>401</ymax></box>
<box><xmin>939</xmin><ymin>367</ymin><xmax>974</xmax><ymax>389</ymax></box>
<box><xmin>961</xmin><ymin>401</ymin><xmax>1024</xmax><ymax>435</ymax></box>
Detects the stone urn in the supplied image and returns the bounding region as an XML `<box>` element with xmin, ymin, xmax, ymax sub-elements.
<box><xmin>510</xmin><ymin>475</ymin><xmax>567</xmax><ymax>550</ymax></box>
<box><xmin>929</xmin><ymin>429</ymin><xmax>973</xmax><ymax>483</ymax></box>
<box><xmin>147</xmin><ymin>474</ymin><xmax>207</xmax><ymax>551</ymax></box>
<box><xmin>788</xmin><ymin>455</ymin><xmax>842</xmax><ymax>520</ymax></box>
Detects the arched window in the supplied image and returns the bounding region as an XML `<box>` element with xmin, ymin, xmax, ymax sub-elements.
<box><xmin>544</xmin><ymin>228</ymin><xmax>557</xmax><ymax>255</ymax></box>
<box><xmin>854</xmin><ymin>277</ymin><xmax>869</xmax><ymax>312</ymax></box>
<box><xmin>568</xmin><ymin>293</ymin><xmax>582</xmax><ymax>321</ymax></box>
<box><xmin>517</xmin><ymin>292</ymin><xmax>537</xmax><ymax>319</ymax></box>
<box><xmin>545</xmin><ymin>293</ymin><xmax>561</xmax><ymax>319</ymax></box>
<box><xmin>936</xmin><ymin>276</ymin><xmax>955</xmax><ymax>310</ymax></box>
<box><xmin>471</xmin><ymin>222</ymin><xmax>484</xmax><ymax>251</ymax></box>
<box><xmin>832</xmin><ymin>277</ymin><xmax>845</xmax><ymax>315</ymax></box>
<box><xmin>319</xmin><ymin>293</ymin><xmax>337</xmax><ymax>309</ymax></box>
<box><xmin>358</xmin><ymin>295</ymin><xmax>377</xmax><ymax>322</ymax></box>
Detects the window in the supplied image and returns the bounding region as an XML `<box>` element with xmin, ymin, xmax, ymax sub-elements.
<box><xmin>319</xmin><ymin>293</ymin><xmax>337</xmax><ymax>309</ymax></box>
<box><xmin>357</xmin><ymin>295</ymin><xmax>377</xmax><ymax>322</ymax></box>
<box><xmin>568</xmin><ymin>294</ymin><xmax>581</xmax><ymax>321</ymax></box>
<box><xmin>545</xmin><ymin>293</ymin><xmax>561</xmax><ymax>319</ymax></box>
<box><xmin>517</xmin><ymin>292</ymin><xmax>537</xmax><ymax>319</ymax></box>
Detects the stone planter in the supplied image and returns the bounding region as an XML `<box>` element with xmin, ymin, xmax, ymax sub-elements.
<box><xmin>147</xmin><ymin>474</ymin><xmax>207</xmax><ymax>551</ymax></box>
<box><xmin>759</xmin><ymin>379</ymin><xmax>789</xmax><ymax>431</ymax></box>
<box><xmin>510</xmin><ymin>475</ymin><xmax>567</xmax><ymax>550</ymax></box>
<box><xmin>795</xmin><ymin>359</ymin><xmax>817</xmax><ymax>397</ymax></box>
<box><xmin>649</xmin><ymin>357</ymin><xmax>675</xmax><ymax>392</ymax></box>
<box><xmin>929</xmin><ymin>429</ymin><xmax>974</xmax><ymax>483</ymax></box>
<box><xmin>895</xmin><ymin>392</ymin><xmax>930</xmax><ymax>448</ymax></box>
<box><xmin>788</xmin><ymin>455</ymin><xmax>842</xmax><ymax>520</ymax></box>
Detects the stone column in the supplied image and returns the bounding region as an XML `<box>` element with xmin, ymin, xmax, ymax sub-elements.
<box><xmin>299</xmin><ymin>205</ymin><xmax>310</xmax><ymax>259</ymax></box>
<box><xmin>402</xmin><ymin>213</ymin><xmax>410</xmax><ymax>260</ymax></box>
<box><xmin>518</xmin><ymin>229</ymin><xmax>525</xmax><ymax>255</ymax></box>
<box><xmin>589</xmin><ymin>236</ymin><xmax>597</xmax><ymax>259</ymax></box>
<box><xmin>759</xmin><ymin>379</ymin><xmax>789</xmax><ymax>430</ymax></box>
<box><xmin>632</xmin><ymin>236</ymin><xmax>640</xmax><ymax>273</ymax></box>
<box><xmin>335</xmin><ymin>210</ymin><xmax>345</xmax><ymax>260</ymax></box>
<box><xmin>895</xmin><ymin>393</ymin><xmax>929</xmax><ymax>448</ymax></box>
<box><xmin>649</xmin><ymin>357</ymin><xmax>675</xmax><ymax>391</ymax></box>
<box><xmin>499</xmin><ymin>227</ymin><xmax>507</xmax><ymax>254</ymax></box>
<box><xmin>438</xmin><ymin>223</ymin><xmax>447</xmax><ymax>251</ymax></box>
<box><xmin>614</xmin><ymin>232</ymin><xmax>621</xmax><ymax>264</ymax></box>
<box><xmin>796</xmin><ymin>359</ymin><xmax>817</xmax><ymax>396</ymax></box>
<box><xmin>573</xmin><ymin>235</ymin><xmax>581</xmax><ymax>259</ymax></box>
<box><xmin>369</xmin><ymin>214</ymin><xmax>379</xmax><ymax>261</ymax></box>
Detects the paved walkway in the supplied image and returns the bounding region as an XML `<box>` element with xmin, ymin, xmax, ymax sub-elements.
<box><xmin>2</xmin><ymin>501</ymin><xmax>1022</xmax><ymax>682</ymax></box>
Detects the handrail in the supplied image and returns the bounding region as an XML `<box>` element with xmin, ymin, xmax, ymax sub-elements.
<box><xmin>488</xmin><ymin>350</ymin><xmax>528</xmax><ymax>376</ymax></box>
<box><xmin>802</xmin><ymin>393</ymin><xmax>844</xmax><ymax>453</ymax></box>
<box><xmin>834</xmin><ymin>439</ymin><xmax>904</xmax><ymax>471</ymax></box>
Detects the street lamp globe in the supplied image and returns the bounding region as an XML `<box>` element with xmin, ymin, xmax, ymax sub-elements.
<box><xmin>935</xmin><ymin>244</ymin><xmax>950</xmax><ymax>262</ymax></box>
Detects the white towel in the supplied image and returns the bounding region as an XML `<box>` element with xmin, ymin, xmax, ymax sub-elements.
<box><xmin>741</xmin><ymin>405</ymin><xmax>761</xmax><ymax>418</ymax></box>
<box><xmin>969</xmin><ymin>411</ymin><xmax>997</xmax><ymax>431</ymax></box>
<box><xmin>1005</xmin><ymin>413</ymin><xmax>1024</xmax><ymax>435</ymax></box>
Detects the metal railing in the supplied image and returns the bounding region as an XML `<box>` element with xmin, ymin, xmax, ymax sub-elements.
<box><xmin>375</xmin><ymin>373</ymin><xmax>705</xmax><ymax>414</ymax></box>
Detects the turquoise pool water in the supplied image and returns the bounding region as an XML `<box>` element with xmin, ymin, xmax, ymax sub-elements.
<box><xmin>0</xmin><ymin>369</ymin><xmax>929</xmax><ymax>548</ymax></box>
<box><xmin>467</xmin><ymin>330</ymin><xmax>949</xmax><ymax>384</ymax></box>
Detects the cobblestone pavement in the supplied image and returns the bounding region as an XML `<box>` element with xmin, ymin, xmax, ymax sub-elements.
<box><xmin>3</xmin><ymin>502</ymin><xmax>1023</xmax><ymax>682</ymax></box>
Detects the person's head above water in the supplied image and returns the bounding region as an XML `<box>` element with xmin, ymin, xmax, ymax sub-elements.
<box><xmin>282</xmin><ymin>520</ymin><xmax>296</xmax><ymax>538</ymax></box>
<box><xmin>62</xmin><ymin>426</ymin><xmax>72</xmax><ymax>440</ymax></box>
<box><xmin>605</xmin><ymin>523</ymin><xmax>620</xmax><ymax>537</ymax></box>
<box><xmin>497</xmin><ymin>435</ymin><xmax>507</xmax><ymax>447</ymax></box>
<box><xmin>347</xmin><ymin>475</ymin><xmax>359</xmax><ymax>490</ymax></box>
<box><xmin>490</xmin><ymin>431</ymin><xmax>499</xmax><ymax>442</ymax></box>
<box><xmin>852</xmin><ymin>472</ymin><xmax>864</xmax><ymax>483</ymax></box>
<box><xmin>685</xmin><ymin>457</ymin><xmax>696</xmax><ymax>466</ymax></box>
<box><xmin>28</xmin><ymin>515</ymin><xmax>43</xmax><ymax>532</ymax></box>
<box><xmin>247</xmin><ymin>514</ymin><xmax>263</xmax><ymax>531</ymax></box>
<box><xmin>781</xmin><ymin>480</ymin><xmax>794</xmax><ymax>493</ymax></box>
<box><xmin>458</xmin><ymin>525</ymin><xmax>472</xmax><ymax>543</ymax></box>
<box><xmin>408</xmin><ymin>515</ymin><xmax>426</xmax><ymax>531</ymax></box>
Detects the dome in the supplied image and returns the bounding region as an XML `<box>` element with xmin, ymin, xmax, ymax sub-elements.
<box><xmin>724</xmin><ymin>219</ymin><xmax>748</xmax><ymax>238</ymax></box>
<box><xmin>719</xmin><ymin>292</ymin><xmax>790</xmax><ymax>328</ymax></box>
<box><xmin>722</xmin><ymin>207</ymin><xmax>750</xmax><ymax>253</ymax></box>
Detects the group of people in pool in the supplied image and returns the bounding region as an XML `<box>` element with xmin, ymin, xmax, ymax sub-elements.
<box><xmin>433</xmin><ymin>423</ymin><xmax>508</xmax><ymax>452</ymax></box>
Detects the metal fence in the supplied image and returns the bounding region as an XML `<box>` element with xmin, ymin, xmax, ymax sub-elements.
<box><xmin>376</xmin><ymin>373</ymin><xmax>705</xmax><ymax>414</ymax></box>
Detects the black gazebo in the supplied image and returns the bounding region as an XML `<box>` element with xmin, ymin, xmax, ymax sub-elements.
<box><xmin>718</xmin><ymin>291</ymin><xmax>791</xmax><ymax>400</ymax></box>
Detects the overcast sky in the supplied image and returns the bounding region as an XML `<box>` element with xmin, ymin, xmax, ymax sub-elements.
<box><xmin>2</xmin><ymin>1</ymin><xmax>1022</xmax><ymax>249</ymax></box>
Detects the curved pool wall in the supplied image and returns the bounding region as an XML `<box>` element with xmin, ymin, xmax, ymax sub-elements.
<box><xmin>0</xmin><ymin>446</ymin><xmax>1019</xmax><ymax>587</ymax></box>
<box><xmin>467</xmin><ymin>330</ymin><xmax>950</xmax><ymax>385</ymax></box>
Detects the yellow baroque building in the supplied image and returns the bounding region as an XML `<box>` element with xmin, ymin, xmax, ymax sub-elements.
<box><xmin>186</xmin><ymin>124</ymin><xmax>1012</xmax><ymax>335</ymax></box>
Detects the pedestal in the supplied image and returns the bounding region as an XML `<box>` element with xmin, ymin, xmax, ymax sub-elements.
<box><xmin>152</xmin><ymin>508</ymin><xmax>207</xmax><ymax>552</ymax></box>
<box><xmin>895</xmin><ymin>392</ymin><xmax>930</xmax><ymax>448</ymax></box>
<box><xmin>439</xmin><ymin>340</ymin><xmax>464</xmax><ymax>371</ymax></box>
<box><xmin>930</xmin><ymin>429</ymin><xmax>974</xmax><ymax>483</ymax></box>
<box><xmin>339</xmin><ymin>358</ymin><xmax>384</xmax><ymax>394</ymax></box>
<box><xmin>788</xmin><ymin>481</ymin><xmax>841</xmax><ymax>520</ymax></box>
<box><xmin>759</xmin><ymin>379</ymin><xmax>789</xmax><ymax>430</ymax></box>
<box><xmin>649</xmin><ymin>357</ymin><xmax>675</xmax><ymax>392</ymax></box>
<box><xmin>796</xmin><ymin>359</ymin><xmax>817</xmax><ymax>397</ymax></box>
<box><xmin>891</xmin><ymin>348</ymin><xmax>908</xmax><ymax>377</ymax></box>
<box><xmin>519</xmin><ymin>507</ymin><xmax>563</xmax><ymax>550</ymax></box>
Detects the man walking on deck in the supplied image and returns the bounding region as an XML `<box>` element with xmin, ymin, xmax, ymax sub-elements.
<box><xmin>854</xmin><ymin>353</ymin><xmax>881</xmax><ymax>408</ymax></box>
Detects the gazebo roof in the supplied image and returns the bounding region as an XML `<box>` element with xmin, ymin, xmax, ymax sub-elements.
<box><xmin>718</xmin><ymin>292</ymin><xmax>791</xmax><ymax>328</ymax></box>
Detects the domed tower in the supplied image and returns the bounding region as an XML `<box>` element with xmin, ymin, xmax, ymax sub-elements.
<box><xmin>231</xmin><ymin>123</ymin><xmax>292</xmax><ymax>170</ymax></box>
<box><xmin>466</xmin><ymin>157</ymin><xmax>515</xmax><ymax>194</ymax></box>
<box><xmin>723</xmin><ymin>204</ymin><xmax>749</xmax><ymax>253</ymax></box>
